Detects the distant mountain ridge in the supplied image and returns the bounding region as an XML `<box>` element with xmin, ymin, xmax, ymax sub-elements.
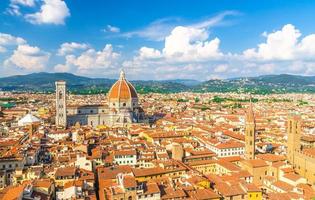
<box><xmin>1</xmin><ymin>72</ymin><xmax>315</xmax><ymax>94</ymax></box>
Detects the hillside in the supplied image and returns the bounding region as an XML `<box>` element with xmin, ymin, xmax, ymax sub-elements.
<box><xmin>0</xmin><ymin>72</ymin><xmax>189</xmax><ymax>94</ymax></box>
<box><xmin>1</xmin><ymin>72</ymin><xmax>315</xmax><ymax>94</ymax></box>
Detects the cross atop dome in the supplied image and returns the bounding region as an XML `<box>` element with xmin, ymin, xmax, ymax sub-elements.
<box><xmin>119</xmin><ymin>69</ymin><xmax>125</xmax><ymax>80</ymax></box>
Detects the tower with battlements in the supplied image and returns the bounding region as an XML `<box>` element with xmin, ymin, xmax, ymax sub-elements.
<box><xmin>287</xmin><ymin>114</ymin><xmax>302</xmax><ymax>165</ymax></box>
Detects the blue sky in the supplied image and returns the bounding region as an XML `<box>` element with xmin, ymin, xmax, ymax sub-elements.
<box><xmin>1</xmin><ymin>0</ymin><xmax>315</xmax><ymax>80</ymax></box>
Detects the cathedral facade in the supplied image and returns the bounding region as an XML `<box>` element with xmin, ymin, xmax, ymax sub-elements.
<box><xmin>55</xmin><ymin>70</ymin><xmax>144</xmax><ymax>128</ymax></box>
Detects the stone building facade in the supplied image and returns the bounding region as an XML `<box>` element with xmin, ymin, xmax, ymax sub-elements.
<box><xmin>287</xmin><ymin>114</ymin><xmax>315</xmax><ymax>186</ymax></box>
<box><xmin>55</xmin><ymin>70</ymin><xmax>144</xmax><ymax>128</ymax></box>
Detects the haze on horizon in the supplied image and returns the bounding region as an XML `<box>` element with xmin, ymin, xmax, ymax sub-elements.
<box><xmin>1</xmin><ymin>0</ymin><xmax>315</xmax><ymax>81</ymax></box>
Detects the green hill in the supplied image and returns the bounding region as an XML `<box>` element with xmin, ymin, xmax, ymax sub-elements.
<box><xmin>1</xmin><ymin>72</ymin><xmax>315</xmax><ymax>94</ymax></box>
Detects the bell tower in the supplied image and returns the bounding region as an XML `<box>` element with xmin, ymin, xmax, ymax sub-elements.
<box><xmin>287</xmin><ymin>114</ymin><xmax>301</xmax><ymax>165</ymax></box>
<box><xmin>55</xmin><ymin>80</ymin><xmax>67</xmax><ymax>128</ymax></box>
<box><xmin>245</xmin><ymin>99</ymin><xmax>256</xmax><ymax>159</ymax></box>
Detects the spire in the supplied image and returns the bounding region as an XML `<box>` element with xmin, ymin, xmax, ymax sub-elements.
<box><xmin>119</xmin><ymin>69</ymin><xmax>125</xmax><ymax>80</ymax></box>
<box><xmin>246</xmin><ymin>94</ymin><xmax>255</xmax><ymax>123</ymax></box>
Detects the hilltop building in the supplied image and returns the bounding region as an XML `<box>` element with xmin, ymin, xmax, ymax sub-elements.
<box><xmin>55</xmin><ymin>70</ymin><xmax>144</xmax><ymax>128</ymax></box>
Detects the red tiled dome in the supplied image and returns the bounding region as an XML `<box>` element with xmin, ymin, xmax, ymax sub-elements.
<box><xmin>108</xmin><ymin>70</ymin><xmax>138</xmax><ymax>100</ymax></box>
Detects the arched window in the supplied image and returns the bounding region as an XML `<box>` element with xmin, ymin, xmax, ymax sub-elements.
<box><xmin>59</xmin><ymin>91</ymin><xmax>63</xmax><ymax>99</ymax></box>
<box><xmin>123</xmin><ymin>103</ymin><xmax>126</xmax><ymax>107</ymax></box>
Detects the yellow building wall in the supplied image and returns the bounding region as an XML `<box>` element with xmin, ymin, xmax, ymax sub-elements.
<box><xmin>192</xmin><ymin>163</ymin><xmax>216</xmax><ymax>174</ymax></box>
<box><xmin>294</xmin><ymin>152</ymin><xmax>315</xmax><ymax>185</ymax></box>
<box><xmin>248</xmin><ymin>191</ymin><xmax>262</xmax><ymax>200</ymax></box>
<box><xmin>140</xmin><ymin>133</ymin><xmax>154</xmax><ymax>143</ymax></box>
<box><xmin>197</xmin><ymin>180</ymin><xmax>210</xmax><ymax>189</ymax></box>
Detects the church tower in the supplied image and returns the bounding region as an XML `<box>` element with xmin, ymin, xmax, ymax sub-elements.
<box><xmin>245</xmin><ymin>100</ymin><xmax>256</xmax><ymax>159</ymax></box>
<box><xmin>287</xmin><ymin>114</ymin><xmax>301</xmax><ymax>165</ymax></box>
<box><xmin>55</xmin><ymin>81</ymin><xmax>67</xmax><ymax>128</ymax></box>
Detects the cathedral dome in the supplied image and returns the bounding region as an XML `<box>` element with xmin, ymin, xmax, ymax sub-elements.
<box><xmin>108</xmin><ymin>70</ymin><xmax>138</xmax><ymax>101</ymax></box>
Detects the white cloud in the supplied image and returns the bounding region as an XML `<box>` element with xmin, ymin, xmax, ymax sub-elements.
<box><xmin>120</xmin><ymin>23</ymin><xmax>315</xmax><ymax>80</ymax></box>
<box><xmin>6</xmin><ymin>4</ymin><xmax>22</xmax><ymax>16</ymax></box>
<box><xmin>214</xmin><ymin>64</ymin><xmax>228</xmax><ymax>73</ymax></box>
<box><xmin>258</xmin><ymin>63</ymin><xmax>275</xmax><ymax>73</ymax></box>
<box><xmin>163</xmin><ymin>26</ymin><xmax>222</xmax><ymax>62</ymax></box>
<box><xmin>54</xmin><ymin>63</ymin><xmax>70</xmax><ymax>72</ymax></box>
<box><xmin>0</xmin><ymin>33</ymin><xmax>26</xmax><ymax>53</ymax></box>
<box><xmin>122</xmin><ymin>18</ymin><xmax>179</xmax><ymax>41</ymax></box>
<box><xmin>3</xmin><ymin>22</ymin><xmax>315</xmax><ymax>80</ymax></box>
<box><xmin>190</xmin><ymin>10</ymin><xmax>239</xmax><ymax>29</ymax></box>
<box><xmin>4</xmin><ymin>44</ymin><xmax>50</xmax><ymax>71</ymax></box>
<box><xmin>129</xmin><ymin>24</ymin><xmax>223</xmax><ymax>65</ymax></box>
<box><xmin>243</xmin><ymin>24</ymin><xmax>315</xmax><ymax>61</ymax></box>
<box><xmin>25</xmin><ymin>0</ymin><xmax>70</xmax><ymax>25</ymax></box>
<box><xmin>123</xmin><ymin>23</ymin><xmax>225</xmax><ymax>80</ymax></box>
<box><xmin>297</xmin><ymin>34</ymin><xmax>315</xmax><ymax>58</ymax></box>
<box><xmin>138</xmin><ymin>47</ymin><xmax>162</xmax><ymax>60</ymax></box>
<box><xmin>56</xmin><ymin>44</ymin><xmax>120</xmax><ymax>74</ymax></box>
<box><xmin>6</xmin><ymin>0</ymin><xmax>36</xmax><ymax>16</ymax></box>
<box><xmin>121</xmin><ymin>11</ymin><xmax>238</xmax><ymax>41</ymax></box>
<box><xmin>11</xmin><ymin>0</ymin><xmax>35</xmax><ymax>6</ymax></box>
<box><xmin>103</xmin><ymin>25</ymin><xmax>120</xmax><ymax>33</ymax></box>
<box><xmin>0</xmin><ymin>46</ymin><xmax>7</xmax><ymax>53</ymax></box>
<box><xmin>57</xmin><ymin>42</ymin><xmax>89</xmax><ymax>56</ymax></box>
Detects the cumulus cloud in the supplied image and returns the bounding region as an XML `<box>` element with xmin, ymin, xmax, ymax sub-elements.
<box><xmin>0</xmin><ymin>33</ymin><xmax>26</xmax><ymax>53</ymax></box>
<box><xmin>4</xmin><ymin>44</ymin><xmax>50</xmax><ymax>71</ymax></box>
<box><xmin>122</xmin><ymin>23</ymin><xmax>226</xmax><ymax>79</ymax></box>
<box><xmin>132</xmin><ymin>25</ymin><xmax>223</xmax><ymax>63</ymax></box>
<box><xmin>54</xmin><ymin>63</ymin><xmax>70</xmax><ymax>72</ymax></box>
<box><xmin>25</xmin><ymin>0</ymin><xmax>70</xmax><ymax>25</ymax></box>
<box><xmin>243</xmin><ymin>24</ymin><xmax>315</xmax><ymax>61</ymax></box>
<box><xmin>123</xmin><ymin>23</ymin><xmax>315</xmax><ymax>80</ymax></box>
<box><xmin>57</xmin><ymin>42</ymin><xmax>89</xmax><ymax>56</ymax></box>
<box><xmin>55</xmin><ymin>44</ymin><xmax>120</xmax><ymax>74</ymax></box>
<box><xmin>138</xmin><ymin>47</ymin><xmax>162</xmax><ymax>60</ymax></box>
<box><xmin>4</xmin><ymin>22</ymin><xmax>315</xmax><ymax>80</ymax></box>
<box><xmin>163</xmin><ymin>26</ymin><xmax>222</xmax><ymax>62</ymax></box>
